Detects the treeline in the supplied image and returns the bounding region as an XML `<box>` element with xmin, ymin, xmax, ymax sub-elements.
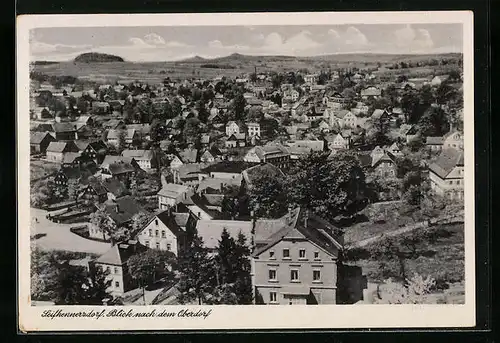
<box><xmin>200</xmin><ymin>64</ymin><xmax>236</xmax><ymax>69</ymax></box>
<box><xmin>30</xmin><ymin>71</ymin><xmax>80</xmax><ymax>88</ymax></box>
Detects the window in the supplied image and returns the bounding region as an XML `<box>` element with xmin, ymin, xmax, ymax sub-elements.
<box><xmin>156</xmin><ymin>242</ymin><xmax>160</xmax><ymax>249</ymax></box>
<box><xmin>268</xmin><ymin>269</ymin><xmax>277</xmax><ymax>281</ymax></box>
<box><xmin>115</xmin><ymin>281</ymin><xmax>119</xmax><ymax>288</ymax></box>
<box><xmin>114</xmin><ymin>267</ymin><xmax>118</xmax><ymax>274</ymax></box>
<box><xmin>155</xmin><ymin>219</ymin><xmax>158</xmax><ymax>226</ymax></box>
<box><xmin>269</xmin><ymin>250</ymin><xmax>275</xmax><ymax>259</ymax></box>
<box><xmin>106</xmin><ymin>266</ymin><xmax>110</xmax><ymax>273</ymax></box>
<box><xmin>313</xmin><ymin>270</ymin><xmax>321</xmax><ymax>282</ymax></box>
<box><xmin>161</xmin><ymin>230</ymin><xmax>166</xmax><ymax>238</ymax></box>
<box><xmin>145</xmin><ymin>241</ymin><xmax>149</xmax><ymax>247</ymax></box>
<box><xmin>167</xmin><ymin>243</ymin><xmax>171</xmax><ymax>251</ymax></box>
<box><xmin>269</xmin><ymin>292</ymin><xmax>277</xmax><ymax>303</ymax></box>
<box><xmin>149</xmin><ymin>229</ymin><xmax>152</xmax><ymax>237</ymax></box>
<box><xmin>290</xmin><ymin>269</ymin><xmax>299</xmax><ymax>282</ymax></box>
<box><xmin>155</xmin><ymin>230</ymin><xmax>159</xmax><ymax>237</ymax></box>
<box><xmin>314</xmin><ymin>251</ymin><xmax>320</xmax><ymax>260</ymax></box>
<box><xmin>299</xmin><ymin>249</ymin><xmax>306</xmax><ymax>259</ymax></box>
<box><xmin>283</xmin><ymin>249</ymin><xmax>290</xmax><ymax>259</ymax></box>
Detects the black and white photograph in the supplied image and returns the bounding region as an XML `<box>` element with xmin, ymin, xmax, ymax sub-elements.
<box><xmin>17</xmin><ymin>11</ymin><xmax>475</xmax><ymax>330</ymax></box>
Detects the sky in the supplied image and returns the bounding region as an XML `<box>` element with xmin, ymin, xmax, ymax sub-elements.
<box><xmin>30</xmin><ymin>24</ymin><xmax>463</xmax><ymax>62</ymax></box>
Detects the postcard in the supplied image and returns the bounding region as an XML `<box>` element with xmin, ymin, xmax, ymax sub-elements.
<box><xmin>17</xmin><ymin>10</ymin><xmax>475</xmax><ymax>331</ymax></box>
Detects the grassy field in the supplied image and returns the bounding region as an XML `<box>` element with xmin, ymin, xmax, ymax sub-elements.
<box><xmin>30</xmin><ymin>159</ymin><xmax>59</xmax><ymax>181</ymax></box>
<box><xmin>30</xmin><ymin>52</ymin><xmax>462</xmax><ymax>84</ymax></box>
<box><xmin>350</xmin><ymin>223</ymin><xmax>464</xmax><ymax>287</ymax></box>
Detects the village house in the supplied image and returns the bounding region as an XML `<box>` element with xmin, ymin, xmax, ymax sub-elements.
<box><xmin>426</xmin><ymin>136</ymin><xmax>445</xmax><ymax>152</ymax></box>
<box><xmin>199</xmin><ymin>160</ymin><xmax>254</xmax><ymax>182</ymax></box>
<box><xmin>428</xmin><ymin>148</ymin><xmax>464</xmax><ymax>200</ymax></box>
<box><xmin>371</xmin><ymin>109</ymin><xmax>390</xmax><ymax>123</ymax></box>
<box><xmin>52</xmin><ymin>164</ymin><xmax>96</xmax><ymax>195</ymax></box>
<box><xmin>285</xmin><ymin>140</ymin><xmax>325</xmax><ymax>161</ymax></box>
<box><xmin>100</xmin><ymin>158</ymin><xmax>140</xmax><ymax>186</ymax></box>
<box><xmin>30</xmin><ymin>131</ymin><xmax>56</xmax><ymax>155</ymax></box>
<box><xmin>225</xmin><ymin>121</ymin><xmax>242</xmax><ymax>136</ymax></box>
<box><xmin>243</xmin><ymin>143</ymin><xmax>290</xmax><ymax>170</ymax></box>
<box><xmin>103</xmin><ymin>119</ymin><xmax>126</xmax><ymax>130</ymax></box>
<box><xmin>106</xmin><ymin>129</ymin><xmax>140</xmax><ymax>148</ymax></box>
<box><xmin>88</xmin><ymin>196</ymin><xmax>145</xmax><ymax>240</ymax></box>
<box><xmin>92</xmin><ymin>240</ymin><xmax>149</xmax><ymax>296</ymax></box>
<box><xmin>329</xmin><ymin>132</ymin><xmax>351</xmax><ymax>152</ymax></box>
<box><xmin>304</xmin><ymin>74</ymin><xmax>319</xmax><ymax>85</ymax></box>
<box><xmin>247</xmin><ymin>122</ymin><xmax>261</xmax><ymax>138</ymax></box>
<box><xmin>324</xmin><ymin>93</ymin><xmax>348</xmax><ymax>110</ymax></box>
<box><xmin>50</xmin><ymin>123</ymin><xmax>78</xmax><ymax>141</ymax></box>
<box><xmin>157</xmin><ymin>183</ymin><xmax>194</xmax><ymax>210</ymax></box>
<box><xmin>121</xmin><ymin>149</ymin><xmax>156</xmax><ymax>170</ymax></box>
<box><xmin>225</xmin><ymin>133</ymin><xmax>247</xmax><ymax>148</ymax></box>
<box><xmin>80</xmin><ymin>177</ymin><xmax>129</xmax><ymax>204</ymax></box>
<box><xmin>370</xmin><ymin>147</ymin><xmax>397</xmax><ymax>178</ymax></box>
<box><xmin>126</xmin><ymin>124</ymin><xmax>151</xmax><ymax>141</ymax></box>
<box><xmin>92</xmin><ymin>101</ymin><xmax>111</xmax><ymax>114</ymax></box>
<box><xmin>134</xmin><ymin>209</ymin><xmax>187</xmax><ymax>255</ymax></box>
<box><xmin>77</xmin><ymin>140</ymin><xmax>108</xmax><ymax>164</ymax></box>
<box><xmin>334</xmin><ymin>110</ymin><xmax>357</xmax><ymax>129</ymax></box>
<box><xmin>46</xmin><ymin>141</ymin><xmax>79</xmax><ymax>163</ymax></box>
<box><xmin>443</xmin><ymin>130</ymin><xmax>464</xmax><ymax>150</ymax></box>
<box><xmin>252</xmin><ymin>207</ymin><xmax>346</xmax><ymax>305</ymax></box>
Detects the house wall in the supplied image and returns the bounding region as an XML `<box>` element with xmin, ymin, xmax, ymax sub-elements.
<box><xmin>46</xmin><ymin>151</ymin><xmax>64</xmax><ymax>163</ymax></box>
<box><xmin>429</xmin><ymin>168</ymin><xmax>464</xmax><ymax>200</ymax></box>
<box><xmin>136</xmin><ymin>219</ymin><xmax>179</xmax><ymax>256</ymax></box>
<box><xmin>253</xmin><ymin>239</ymin><xmax>338</xmax><ymax>305</ymax></box>
<box><xmin>95</xmin><ymin>263</ymin><xmax>126</xmax><ymax>296</ymax></box>
<box><xmin>226</xmin><ymin>124</ymin><xmax>240</xmax><ymax>136</ymax></box>
<box><xmin>374</xmin><ymin>162</ymin><xmax>396</xmax><ymax>178</ymax></box>
<box><xmin>443</xmin><ymin>133</ymin><xmax>463</xmax><ymax>150</ymax></box>
<box><xmin>187</xmin><ymin>204</ymin><xmax>214</xmax><ymax>220</ymax></box>
<box><xmin>88</xmin><ymin>222</ymin><xmax>111</xmax><ymax>241</ymax></box>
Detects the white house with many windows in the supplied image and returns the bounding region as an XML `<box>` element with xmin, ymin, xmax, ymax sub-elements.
<box><xmin>134</xmin><ymin>210</ymin><xmax>186</xmax><ymax>256</ymax></box>
<box><xmin>429</xmin><ymin>148</ymin><xmax>464</xmax><ymax>200</ymax></box>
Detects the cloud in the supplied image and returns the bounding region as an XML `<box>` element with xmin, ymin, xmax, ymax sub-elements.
<box><xmin>144</xmin><ymin>33</ymin><xmax>165</xmax><ymax>45</ymax></box>
<box><xmin>327</xmin><ymin>29</ymin><xmax>341</xmax><ymax>39</ymax></box>
<box><xmin>30</xmin><ymin>40</ymin><xmax>92</xmax><ymax>56</ymax></box>
<box><xmin>393</xmin><ymin>25</ymin><xmax>434</xmax><ymax>52</ymax></box>
<box><xmin>259</xmin><ymin>30</ymin><xmax>322</xmax><ymax>55</ymax></box>
<box><xmin>344</xmin><ymin>26</ymin><xmax>368</xmax><ymax>46</ymax></box>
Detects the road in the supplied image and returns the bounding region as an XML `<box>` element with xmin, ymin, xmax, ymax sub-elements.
<box><xmin>30</xmin><ymin>208</ymin><xmax>111</xmax><ymax>255</ymax></box>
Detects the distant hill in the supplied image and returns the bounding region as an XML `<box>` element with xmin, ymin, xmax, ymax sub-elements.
<box><xmin>181</xmin><ymin>55</ymin><xmax>207</xmax><ymax>63</ymax></box>
<box><xmin>178</xmin><ymin>52</ymin><xmax>462</xmax><ymax>65</ymax></box>
<box><xmin>74</xmin><ymin>52</ymin><xmax>125</xmax><ymax>63</ymax></box>
<box><xmin>31</xmin><ymin>61</ymin><xmax>59</xmax><ymax>66</ymax></box>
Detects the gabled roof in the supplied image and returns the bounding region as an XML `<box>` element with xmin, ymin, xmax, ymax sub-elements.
<box><xmin>121</xmin><ymin>149</ymin><xmax>153</xmax><ymax>160</ymax></box>
<box><xmin>252</xmin><ymin>207</ymin><xmax>343</xmax><ymax>258</ymax></box>
<box><xmin>102</xmin><ymin>178</ymin><xmax>128</xmax><ymax>197</ymax></box>
<box><xmin>371</xmin><ymin>109</ymin><xmax>388</xmax><ymax>119</ymax></box>
<box><xmin>30</xmin><ymin>131</ymin><xmax>52</xmax><ymax>145</ymax></box>
<box><xmin>107</xmin><ymin>129</ymin><xmax>136</xmax><ymax>140</ymax></box>
<box><xmin>103</xmin><ymin>196</ymin><xmax>145</xmax><ymax>226</ymax></box>
<box><xmin>158</xmin><ymin>183</ymin><xmax>190</xmax><ymax>198</ymax></box>
<box><xmin>253</xmin><ymin>143</ymin><xmax>290</xmax><ymax>160</ymax></box>
<box><xmin>94</xmin><ymin>241</ymin><xmax>149</xmax><ymax>266</ymax></box>
<box><xmin>178</xmin><ymin>148</ymin><xmax>198</xmax><ymax>164</ymax></box>
<box><xmin>53</xmin><ymin>122</ymin><xmax>77</xmax><ymax>133</ymax></box>
<box><xmin>108</xmin><ymin>161</ymin><xmax>137</xmax><ymax>175</ymax></box>
<box><xmin>429</xmin><ymin>148</ymin><xmax>464</xmax><ymax>179</ymax></box>
<box><xmin>372</xmin><ymin>151</ymin><xmax>396</xmax><ymax>167</ymax></box>
<box><xmin>61</xmin><ymin>152</ymin><xmax>82</xmax><ymax>164</ymax></box>
<box><xmin>150</xmin><ymin>210</ymin><xmax>185</xmax><ymax>237</ymax></box>
<box><xmin>46</xmin><ymin>141</ymin><xmax>75</xmax><ymax>153</ymax></box>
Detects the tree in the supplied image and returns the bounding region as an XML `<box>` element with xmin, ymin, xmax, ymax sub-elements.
<box><xmin>247</xmin><ymin>172</ymin><xmax>288</xmax><ymax>219</ymax></box>
<box><xmin>434</xmin><ymin>82</ymin><xmax>458</xmax><ymax>107</ymax></box>
<box><xmin>232</xmin><ymin>232</ymin><xmax>253</xmax><ymax>304</ymax></box>
<box><xmin>127</xmin><ymin>249</ymin><xmax>176</xmax><ymax>304</ymax></box>
<box><xmin>89</xmin><ymin>208</ymin><xmax>118</xmax><ymax>243</ymax></box>
<box><xmin>172</xmin><ymin>98</ymin><xmax>183</xmax><ymax>117</ymax></box>
<box><xmin>150</xmin><ymin>119</ymin><xmax>165</xmax><ymax>143</ymax></box>
<box><xmin>246</xmin><ymin>106</ymin><xmax>264</xmax><ymax>123</ymax></box>
<box><xmin>31</xmin><ymin>179</ymin><xmax>56</xmax><ymax>208</ymax></box>
<box><xmin>177</xmin><ymin>235</ymin><xmax>217</xmax><ymax>305</ymax></box>
<box><xmin>417</xmin><ymin>106</ymin><xmax>449</xmax><ymax>137</ymax></box>
<box><xmin>116</xmin><ymin>128</ymin><xmax>127</xmax><ymax>153</ymax></box>
<box><xmin>286</xmin><ymin>150</ymin><xmax>367</xmax><ymax>222</ymax></box>
<box><xmin>183</xmin><ymin>117</ymin><xmax>201</xmax><ymax>145</ymax></box>
<box><xmin>231</xmin><ymin>93</ymin><xmax>246</xmax><ymax>121</ymax></box>
<box><xmin>130</xmin><ymin>212</ymin><xmax>151</xmax><ymax>235</ymax></box>
<box><xmin>215</xmin><ymin>228</ymin><xmax>237</xmax><ymax>285</ymax></box>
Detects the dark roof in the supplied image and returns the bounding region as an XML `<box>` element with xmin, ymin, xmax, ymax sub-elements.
<box><xmin>86</xmin><ymin>179</ymin><xmax>108</xmax><ymax>196</ymax></box>
<box><xmin>429</xmin><ymin>148</ymin><xmax>464</xmax><ymax>179</ymax></box>
<box><xmin>155</xmin><ymin>210</ymin><xmax>185</xmax><ymax>237</ymax></box>
<box><xmin>253</xmin><ymin>207</ymin><xmax>343</xmax><ymax>258</ymax></box>
<box><xmin>102</xmin><ymin>178</ymin><xmax>128</xmax><ymax>197</ymax></box>
<box><xmin>104</xmin><ymin>196</ymin><xmax>145</xmax><ymax>226</ymax></box>
<box><xmin>89</xmin><ymin>140</ymin><xmax>108</xmax><ymax>153</ymax></box>
<box><xmin>201</xmin><ymin>160</ymin><xmax>256</xmax><ymax>174</ymax></box>
<box><xmin>53</xmin><ymin>122</ymin><xmax>77</xmax><ymax>133</ymax></box>
<box><xmin>94</xmin><ymin>241</ymin><xmax>149</xmax><ymax>266</ymax></box>
<box><xmin>57</xmin><ymin>166</ymin><xmax>96</xmax><ymax>181</ymax></box>
<box><xmin>109</xmin><ymin>161</ymin><xmax>137</xmax><ymax>175</ymax></box>
<box><xmin>30</xmin><ymin>131</ymin><xmax>52</xmax><ymax>145</ymax></box>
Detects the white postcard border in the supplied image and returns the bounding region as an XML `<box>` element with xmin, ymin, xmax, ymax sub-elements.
<box><xmin>17</xmin><ymin>11</ymin><xmax>475</xmax><ymax>331</ymax></box>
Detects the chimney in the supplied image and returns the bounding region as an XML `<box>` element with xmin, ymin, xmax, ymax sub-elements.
<box><xmin>303</xmin><ymin>209</ymin><xmax>309</xmax><ymax>228</ymax></box>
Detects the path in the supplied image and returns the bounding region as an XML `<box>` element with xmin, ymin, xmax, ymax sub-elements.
<box><xmin>30</xmin><ymin>208</ymin><xmax>111</xmax><ymax>255</ymax></box>
<box><xmin>350</xmin><ymin>214</ymin><xmax>464</xmax><ymax>249</ymax></box>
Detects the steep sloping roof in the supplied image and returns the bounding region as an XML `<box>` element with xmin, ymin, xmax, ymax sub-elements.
<box><xmin>121</xmin><ymin>149</ymin><xmax>153</xmax><ymax>160</ymax></box>
<box><xmin>158</xmin><ymin>183</ymin><xmax>190</xmax><ymax>198</ymax></box>
<box><xmin>254</xmin><ymin>143</ymin><xmax>289</xmax><ymax>160</ymax></box>
<box><xmin>104</xmin><ymin>196</ymin><xmax>144</xmax><ymax>226</ymax></box>
<box><xmin>429</xmin><ymin>148</ymin><xmax>464</xmax><ymax>179</ymax></box>
<box><xmin>53</xmin><ymin>122</ymin><xmax>76</xmax><ymax>133</ymax></box>
<box><xmin>94</xmin><ymin>241</ymin><xmax>148</xmax><ymax>266</ymax></box>
<box><xmin>30</xmin><ymin>131</ymin><xmax>51</xmax><ymax>145</ymax></box>
<box><xmin>108</xmin><ymin>161</ymin><xmax>137</xmax><ymax>175</ymax></box>
<box><xmin>102</xmin><ymin>178</ymin><xmax>128</xmax><ymax>197</ymax></box>
<box><xmin>252</xmin><ymin>207</ymin><xmax>343</xmax><ymax>258</ymax></box>
<box><xmin>46</xmin><ymin>141</ymin><xmax>70</xmax><ymax>153</ymax></box>
<box><xmin>155</xmin><ymin>210</ymin><xmax>185</xmax><ymax>237</ymax></box>
<box><xmin>107</xmin><ymin>129</ymin><xmax>136</xmax><ymax>140</ymax></box>
<box><xmin>178</xmin><ymin>148</ymin><xmax>198</xmax><ymax>163</ymax></box>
